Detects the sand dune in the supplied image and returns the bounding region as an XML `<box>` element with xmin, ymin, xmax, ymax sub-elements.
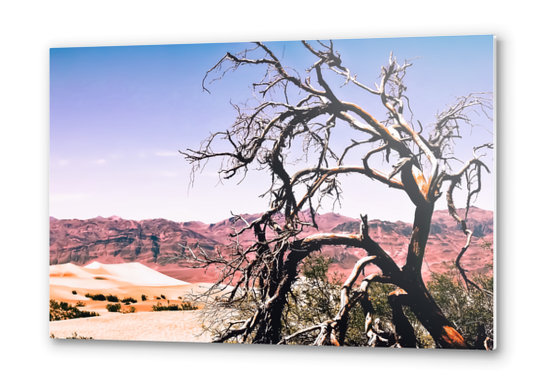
<box><xmin>49</xmin><ymin>311</ymin><xmax>211</xmax><ymax>342</ymax></box>
<box><xmin>50</xmin><ymin>262</ymin><xmax>219</xmax><ymax>342</ymax></box>
<box><xmin>50</xmin><ymin>261</ymin><xmax>190</xmax><ymax>289</ymax></box>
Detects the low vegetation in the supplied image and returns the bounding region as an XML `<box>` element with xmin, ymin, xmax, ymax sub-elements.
<box><xmin>105</xmin><ymin>303</ymin><xmax>137</xmax><ymax>314</ymax></box>
<box><xmin>56</xmin><ymin>291</ymin><xmax>198</xmax><ymax>317</ymax></box>
<box><xmin>50</xmin><ymin>332</ymin><xmax>94</xmax><ymax>340</ymax></box>
<box><xmin>151</xmin><ymin>301</ymin><xmax>197</xmax><ymax>311</ymax></box>
<box><xmin>121</xmin><ymin>297</ymin><xmax>137</xmax><ymax>304</ymax></box>
<box><xmin>50</xmin><ymin>299</ymin><xmax>100</xmax><ymax>321</ymax></box>
<box><xmin>214</xmin><ymin>254</ymin><xmax>493</xmax><ymax>348</ymax></box>
<box><xmin>85</xmin><ymin>293</ymin><xmax>106</xmax><ymax>301</ymax></box>
<box><xmin>290</xmin><ymin>255</ymin><xmax>493</xmax><ymax>348</ymax></box>
<box><xmin>106</xmin><ymin>294</ymin><xmax>119</xmax><ymax>302</ymax></box>
<box><xmin>106</xmin><ymin>303</ymin><xmax>122</xmax><ymax>312</ymax></box>
<box><xmin>427</xmin><ymin>262</ymin><xmax>493</xmax><ymax>348</ymax></box>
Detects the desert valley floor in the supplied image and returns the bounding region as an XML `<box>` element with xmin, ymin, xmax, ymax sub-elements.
<box><xmin>49</xmin><ymin>262</ymin><xmax>212</xmax><ymax>341</ymax></box>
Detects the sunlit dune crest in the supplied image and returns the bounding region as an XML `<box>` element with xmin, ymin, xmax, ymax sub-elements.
<box><xmin>50</xmin><ymin>261</ymin><xmax>189</xmax><ymax>289</ymax></box>
<box><xmin>49</xmin><ymin>262</ymin><xmax>218</xmax><ymax>341</ymax></box>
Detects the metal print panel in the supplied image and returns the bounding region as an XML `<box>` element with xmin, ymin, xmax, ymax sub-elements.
<box><xmin>49</xmin><ymin>36</ymin><xmax>495</xmax><ymax>349</ymax></box>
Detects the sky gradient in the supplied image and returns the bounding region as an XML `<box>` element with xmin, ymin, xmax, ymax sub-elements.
<box><xmin>50</xmin><ymin>36</ymin><xmax>494</xmax><ymax>223</ymax></box>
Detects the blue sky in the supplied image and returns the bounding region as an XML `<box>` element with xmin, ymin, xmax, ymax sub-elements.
<box><xmin>50</xmin><ymin>35</ymin><xmax>494</xmax><ymax>223</ymax></box>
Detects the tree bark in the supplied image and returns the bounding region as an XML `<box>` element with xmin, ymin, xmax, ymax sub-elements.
<box><xmin>253</xmin><ymin>249</ymin><xmax>306</xmax><ymax>344</ymax></box>
<box><xmin>405</xmin><ymin>282</ymin><xmax>467</xmax><ymax>348</ymax></box>
<box><xmin>388</xmin><ymin>289</ymin><xmax>417</xmax><ymax>348</ymax></box>
<box><xmin>401</xmin><ymin>204</ymin><xmax>468</xmax><ymax>348</ymax></box>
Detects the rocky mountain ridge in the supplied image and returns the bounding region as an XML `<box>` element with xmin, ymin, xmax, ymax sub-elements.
<box><xmin>50</xmin><ymin>207</ymin><xmax>493</xmax><ymax>282</ymax></box>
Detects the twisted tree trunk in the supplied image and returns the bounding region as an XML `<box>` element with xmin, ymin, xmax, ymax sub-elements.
<box><xmin>401</xmin><ymin>204</ymin><xmax>468</xmax><ymax>348</ymax></box>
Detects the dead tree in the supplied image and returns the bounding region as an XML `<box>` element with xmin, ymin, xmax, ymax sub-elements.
<box><xmin>180</xmin><ymin>40</ymin><xmax>493</xmax><ymax>348</ymax></box>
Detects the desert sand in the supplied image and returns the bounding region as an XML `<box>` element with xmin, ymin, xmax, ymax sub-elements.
<box><xmin>50</xmin><ymin>262</ymin><xmax>218</xmax><ymax>342</ymax></box>
<box><xmin>49</xmin><ymin>311</ymin><xmax>211</xmax><ymax>342</ymax></box>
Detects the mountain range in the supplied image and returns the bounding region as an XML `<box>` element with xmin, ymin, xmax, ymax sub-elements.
<box><xmin>50</xmin><ymin>207</ymin><xmax>494</xmax><ymax>283</ymax></box>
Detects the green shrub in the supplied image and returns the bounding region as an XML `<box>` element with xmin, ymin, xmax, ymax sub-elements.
<box><xmin>151</xmin><ymin>302</ymin><xmax>197</xmax><ymax>312</ymax></box>
<box><xmin>107</xmin><ymin>305</ymin><xmax>137</xmax><ymax>314</ymax></box>
<box><xmin>50</xmin><ymin>299</ymin><xmax>99</xmax><ymax>321</ymax></box>
<box><xmin>51</xmin><ymin>332</ymin><xmax>93</xmax><ymax>339</ymax></box>
<box><xmin>281</xmin><ymin>255</ymin><xmax>492</xmax><ymax>348</ymax></box>
<box><xmin>67</xmin><ymin>332</ymin><xmax>93</xmax><ymax>339</ymax></box>
<box><xmin>121</xmin><ymin>297</ymin><xmax>137</xmax><ymax>304</ymax></box>
<box><xmin>279</xmin><ymin>254</ymin><xmax>429</xmax><ymax>347</ymax></box>
<box><xmin>85</xmin><ymin>293</ymin><xmax>106</xmax><ymax>301</ymax></box>
<box><xmin>427</xmin><ymin>263</ymin><xmax>494</xmax><ymax>347</ymax></box>
<box><xmin>106</xmin><ymin>294</ymin><xmax>119</xmax><ymax>302</ymax></box>
<box><xmin>106</xmin><ymin>303</ymin><xmax>122</xmax><ymax>312</ymax></box>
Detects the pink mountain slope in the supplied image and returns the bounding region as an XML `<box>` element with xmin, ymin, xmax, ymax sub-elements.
<box><xmin>50</xmin><ymin>207</ymin><xmax>493</xmax><ymax>283</ymax></box>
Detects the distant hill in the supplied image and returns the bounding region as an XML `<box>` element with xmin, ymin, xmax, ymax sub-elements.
<box><xmin>50</xmin><ymin>207</ymin><xmax>493</xmax><ymax>283</ymax></box>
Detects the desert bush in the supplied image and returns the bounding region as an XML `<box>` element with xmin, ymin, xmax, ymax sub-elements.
<box><xmin>427</xmin><ymin>263</ymin><xmax>494</xmax><ymax>347</ymax></box>
<box><xmin>50</xmin><ymin>299</ymin><xmax>99</xmax><ymax>321</ymax></box>
<box><xmin>106</xmin><ymin>303</ymin><xmax>122</xmax><ymax>312</ymax></box>
<box><xmin>277</xmin><ymin>255</ymin><xmax>491</xmax><ymax>348</ymax></box>
<box><xmin>121</xmin><ymin>297</ymin><xmax>137</xmax><ymax>304</ymax></box>
<box><xmin>75</xmin><ymin>301</ymin><xmax>86</xmax><ymax>307</ymax></box>
<box><xmin>282</xmin><ymin>254</ymin><xmax>371</xmax><ymax>346</ymax></box>
<box><xmin>50</xmin><ymin>332</ymin><xmax>93</xmax><ymax>339</ymax></box>
<box><xmin>151</xmin><ymin>302</ymin><xmax>197</xmax><ymax>311</ymax></box>
<box><xmin>141</xmin><ymin>294</ymin><xmax>147</xmax><ymax>301</ymax></box>
<box><xmin>72</xmin><ymin>290</ymin><xmax>77</xmax><ymax>295</ymax></box>
<box><xmin>106</xmin><ymin>294</ymin><xmax>119</xmax><ymax>302</ymax></box>
<box><xmin>67</xmin><ymin>332</ymin><xmax>93</xmax><ymax>339</ymax></box>
<box><xmin>120</xmin><ymin>306</ymin><xmax>137</xmax><ymax>314</ymax></box>
<box><xmin>160</xmin><ymin>294</ymin><xmax>166</xmax><ymax>300</ymax></box>
<box><xmin>85</xmin><ymin>293</ymin><xmax>106</xmax><ymax>301</ymax></box>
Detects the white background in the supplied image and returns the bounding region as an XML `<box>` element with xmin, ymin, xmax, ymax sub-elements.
<box><xmin>1</xmin><ymin>1</ymin><xmax>539</xmax><ymax>382</ymax></box>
